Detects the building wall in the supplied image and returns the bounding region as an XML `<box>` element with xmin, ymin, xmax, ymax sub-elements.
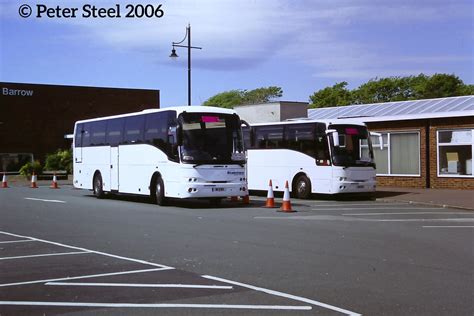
<box><xmin>235</xmin><ymin>102</ymin><xmax>308</xmax><ymax>123</ymax></box>
<box><xmin>0</xmin><ymin>82</ymin><xmax>159</xmax><ymax>162</ymax></box>
<box><xmin>367</xmin><ymin>120</ymin><xmax>428</xmax><ymax>188</ymax></box>
<box><xmin>429</xmin><ymin>117</ymin><xmax>474</xmax><ymax>189</ymax></box>
<box><xmin>367</xmin><ymin>117</ymin><xmax>474</xmax><ymax>190</ymax></box>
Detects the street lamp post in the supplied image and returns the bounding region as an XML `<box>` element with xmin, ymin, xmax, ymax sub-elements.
<box><xmin>170</xmin><ymin>24</ymin><xmax>202</xmax><ymax>106</ymax></box>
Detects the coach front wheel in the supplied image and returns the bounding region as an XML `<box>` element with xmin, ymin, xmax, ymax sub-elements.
<box><xmin>93</xmin><ymin>173</ymin><xmax>104</xmax><ymax>199</ymax></box>
<box><xmin>294</xmin><ymin>175</ymin><xmax>312</xmax><ymax>199</ymax></box>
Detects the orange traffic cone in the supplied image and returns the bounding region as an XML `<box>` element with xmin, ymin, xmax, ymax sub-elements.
<box><xmin>50</xmin><ymin>173</ymin><xmax>59</xmax><ymax>189</ymax></box>
<box><xmin>280</xmin><ymin>180</ymin><xmax>295</xmax><ymax>212</ymax></box>
<box><xmin>2</xmin><ymin>173</ymin><xmax>8</xmax><ymax>188</ymax></box>
<box><xmin>30</xmin><ymin>172</ymin><xmax>38</xmax><ymax>188</ymax></box>
<box><xmin>263</xmin><ymin>180</ymin><xmax>276</xmax><ymax>208</ymax></box>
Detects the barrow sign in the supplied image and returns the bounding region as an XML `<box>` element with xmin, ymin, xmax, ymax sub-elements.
<box><xmin>2</xmin><ymin>87</ymin><xmax>34</xmax><ymax>97</ymax></box>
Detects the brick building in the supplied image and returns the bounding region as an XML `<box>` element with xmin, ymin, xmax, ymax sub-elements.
<box><xmin>308</xmin><ymin>96</ymin><xmax>474</xmax><ymax>190</ymax></box>
<box><xmin>0</xmin><ymin>82</ymin><xmax>159</xmax><ymax>172</ymax></box>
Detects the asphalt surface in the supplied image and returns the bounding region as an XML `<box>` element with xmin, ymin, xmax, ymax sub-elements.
<box><xmin>0</xmin><ymin>186</ymin><xmax>473</xmax><ymax>315</ymax></box>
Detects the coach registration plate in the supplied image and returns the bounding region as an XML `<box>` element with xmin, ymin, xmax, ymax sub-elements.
<box><xmin>212</xmin><ymin>188</ymin><xmax>225</xmax><ymax>192</ymax></box>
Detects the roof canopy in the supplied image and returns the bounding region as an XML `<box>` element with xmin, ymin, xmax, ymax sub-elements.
<box><xmin>308</xmin><ymin>96</ymin><xmax>474</xmax><ymax>122</ymax></box>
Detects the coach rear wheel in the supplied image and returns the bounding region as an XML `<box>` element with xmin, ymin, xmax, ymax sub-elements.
<box><xmin>93</xmin><ymin>173</ymin><xmax>104</xmax><ymax>199</ymax></box>
<box><xmin>294</xmin><ymin>175</ymin><xmax>311</xmax><ymax>199</ymax></box>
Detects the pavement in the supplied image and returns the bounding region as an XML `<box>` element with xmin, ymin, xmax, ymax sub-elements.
<box><xmin>3</xmin><ymin>175</ymin><xmax>473</xmax><ymax>210</ymax></box>
<box><xmin>376</xmin><ymin>187</ymin><xmax>474</xmax><ymax>210</ymax></box>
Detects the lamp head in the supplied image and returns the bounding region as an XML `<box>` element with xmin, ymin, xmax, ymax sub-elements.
<box><xmin>169</xmin><ymin>47</ymin><xmax>178</xmax><ymax>59</ymax></box>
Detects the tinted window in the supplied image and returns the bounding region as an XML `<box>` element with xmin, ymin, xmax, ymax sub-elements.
<box><xmin>90</xmin><ymin>121</ymin><xmax>107</xmax><ymax>146</ymax></box>
<box><xmin>242</xmin><ymin>126</ymin><xmax>252</xmax><ymax>149</ymax></box>
<box><xmin>124</xmin><ymin>115</ymin><xmax>145</xmax><ymax>143</ymax></box>
<box><xmin>106</xmin><ymin>118</ymin><xmax>124</xmax><ymax>146</ymax></box>
<box><xmin>74</xmin><ymin>123</ymin><xmax>83</xmax><ymax>148</ymax></box>
<box><xmin>255</xmin><ymin>126</ymin><xmax>284</xmax><ymax>149</ymax></box>
<box><xmin>144</xmin><ymin>112</ymin><xmax>169</xmax><ymax>148</ymax></box>
<box><xmin>286</xmin><ymin>124</ymin><xmax>316</xmax><ymax>157</ymax></box>
<box><xmin>82</xmin><ymin>123</ymin><xmax>91</xmax><ymax>147</ymax></box>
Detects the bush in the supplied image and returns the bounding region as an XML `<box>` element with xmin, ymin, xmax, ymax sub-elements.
<box><xmin>44</xmin><ymin>149</ymin><xmax>72</xmax><ymax>174</ymax></box>
<box><xmin>19</xmin><ymin>160</ymin><xmax>42</xmax><ymax>176</ymax></box>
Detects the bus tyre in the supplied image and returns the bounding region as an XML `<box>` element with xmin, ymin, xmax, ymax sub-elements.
<box><xmin>93</xmin><ymin>173</ymin><xmax>105</xmax><ymax>199</ymax></box>
<box><xmin>294</xmin><ymin>175</ymin><xmax>311</xmax><ymax>199</ymax></box>
<box><xmin>155</xmin><ymin>176</ymin><xmax>167</xmax><ymax>206</ymax></box>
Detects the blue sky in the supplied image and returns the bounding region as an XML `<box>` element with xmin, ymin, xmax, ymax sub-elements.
<box><xmin>1</xmin><ymin>0</ymin><xmax>473</xmax><ymax>107</ymax></box>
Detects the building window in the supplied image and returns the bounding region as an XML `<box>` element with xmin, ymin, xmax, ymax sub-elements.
<box><xmin>437</xmin><ymin>129</ymin><xmax>473</xmax><ymax>177</ymax></box>
<box><xmin>368</xmin><ymin>131</ymin><xmax>420</xmax><ymax>176</ymax></box>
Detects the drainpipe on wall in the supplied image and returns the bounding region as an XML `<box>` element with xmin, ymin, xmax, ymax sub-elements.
<box><xmin>425</xmin><ymin>120</ymin><xmax>431</xmax><ymax>188</ymax></box>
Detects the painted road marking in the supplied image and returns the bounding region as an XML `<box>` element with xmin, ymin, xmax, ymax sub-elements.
<box><xmin>203</xmin><ymin>275</ymin><xmax>360</xmax><ymax>316</ymax></box>
<box><xmin>0</xmin><ymin>267</ymin><xmax>172</xmax><ymax>287</ymax></box>
<box><xmin>47</xmin><ymin>282</ymin><xmax>233</xmax><ymax>289</ymax></box>
<box><xmin>0</xmin><ymin>230</ymin><xmax>358</xmax><ymax>314</ymax></box>
<box><xmin>0</xmin><ymin>301</ymin><xmax>312</xmax><ymax>310</ymax></box>
<box><xmin>308</xmin><ymin>203</ymin><xmax>410</xmax><ymax>207</ymax></box>
<box><xmin>0</xmin><ymin>239</ymin><xmax>34</xmax><ymax>244</ymax></box>
<box><xmin>24</xmin><ymin>198</ymin><xmax>66</xmax><ymax>203</ymax></box>
<box><xmin>255</xmin><ymin>215</ymin><xmax>474</xmax><ymax>223</ymax></box>
<box><xmin>0</xmin><ymin>230</ymin><xmax>172</xmax><ymax>269</ymax></box>
<box><xmin>422</xmin><ymin>226</ymin><xmax>474</xmax><ymax>228</ymax></box>
<box><xmin>312</xmin><ymin>207</ymin><xmax>443</xmax><ymax>211</ymax></box>
<box><xmin>343</xmin><ymin>212</ymin><xmax>473</xmax><ymax>216</ymax></box>
<box><xmin>0</xmin><ymin>251</ymin><xmax>90</xmax><ymax>261</ymax></box>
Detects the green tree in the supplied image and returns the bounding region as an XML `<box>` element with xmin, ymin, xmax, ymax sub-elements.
<box><xmin>202</xmin><ymin>90</ymin><xmax>245</xmax><ymax>108</ymax></box>
<box><xmin>417</xmin><ymin>73</ymin><xmax>468</xmax><ymax>99</ymax></box>
<box><xmin>310</xmin><ymin>73</ymin><xmax>472</xmax><ymax>108</ymax></box>
<box><xmin>243</xmin><ymin>86</ymin><xmax>283</xmax><ymax>104</ymax></box>
<box><xmin>203</xmin><ymin>86</ymin><xmax>283</xmax><ymax>108</ymax></box>
<box><xmin>309</xmin><ymin>82</ymin><xmax>352</xmax><ymax>108</ymax></box>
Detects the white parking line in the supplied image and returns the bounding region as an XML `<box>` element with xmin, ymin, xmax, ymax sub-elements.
<box><xmin>369</xmin><ymin>218</ymin><xmax>474</xmax><ymax>222</ymax></box>
<box><xmin>0</xmin><ymin>301</ymin><xmax>312</xmax><ymax>311</ymax></box>
<box><xmin>422</xmin><ymin>226</ymin><xmax>474</xmax><ymax>228</ymax></box>
<box><xmin>203</xmin><ymin>275</ymin><xmax>360</xmax><ymax>316</ymax></box>
<box><xmin>24</xmin><ymin>198</ymin><xmax>66</xmax><ymax>203</ymax></box>
<box><xmin>46</xmin><ymin>282</ymin><xmax>233</xmax><ymax>289</ymax></box>
<box><xmin>0</xmin><ymin>230</ymin><xmax>172</xmax><ymax>269</ymax></box>
<box><xmin>0</xmin><ymin>230</ymin><xmax>357</xmax><ymax>314</ymax></box>
<box><xmin>343</xmin><ymin>212</ymin><xmax>473</xmax><ymax>216</ymax></box>
<box><xmin>0</xmin><ymin>267</ymin><xmax>172</xmax><ymax>287</ymax></box>
<box><xmin>312</xmin><ymin>207</ymin><xmax>443</xmax><ymax>211</ymax></box>
<box><xmin>0</xmin><ymin>251</ymin><xmax>90</xmax><ymax>261</ymax></box>
<box><xmin>309</xmin><ymin>203</ymin><xmax>409</xmax><ymax>207</ymax></box>
<box><xmin>0</xmin><ymin>239</ymin><xmax>34</xmax><ymax>244</ymax></box>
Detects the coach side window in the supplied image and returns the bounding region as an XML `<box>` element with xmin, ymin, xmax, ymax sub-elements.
<box><xmin>106</xmin><ymin>118</ymin><xmax>124</xmax><ymax>146</ymax></box>
<box><xmin>89</xmin><ymin>121</ymin><xmax>106</xmax><ymax>146</ymax></box>
<box><xmin>144</xmin><ymin>112</ymin><xmax>168</xmax><ymax>150</ymax></box>
<box><xmin>286</xmin><ymin>124</ymin><xmax>316</xmax><ymax>157</ymax></box>
<box><xmin>74</xmin><ymin>124</ymin><xmax>83</xmax><ymax>148</ymax></box>
<box><xmin>255</xmin><ymin>126</ymin><xmax>284</xmax><ymax>149</ymax></box>
<box><xmin>124</xmin><ymin>115</ymin><xmax>145</xmax><ymax>144</ymax></box>
<box><xmin>242</xmin><ymin>126</ymin><xmax>253</xmax><ymax>149</ymax></box>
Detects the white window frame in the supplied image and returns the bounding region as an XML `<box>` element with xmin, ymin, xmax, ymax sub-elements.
<box><xmin>436</xmin><ymin>128</ymin><xmax>474</xmax><ymax>178</ymax></box>
<box><xmin>369</xmin><ymin>130</ymin><xmax>421</xmax><ymax>177</ymax></box>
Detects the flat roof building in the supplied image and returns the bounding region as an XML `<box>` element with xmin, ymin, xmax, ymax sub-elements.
<box><xmin>308</xmin><ymin>96</ymin><xmax>474</xmax><ymax>190</ymax></box>
<box><xmin>0</xmin><ymin>82</ymin><xmax>159</xmax><ymax>171</ymax></box>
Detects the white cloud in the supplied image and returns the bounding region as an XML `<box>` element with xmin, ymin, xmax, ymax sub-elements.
<box><xmin>1</xmin><ymin>0</ymin><xmax>472</xmax><ymax>78</ymax></box>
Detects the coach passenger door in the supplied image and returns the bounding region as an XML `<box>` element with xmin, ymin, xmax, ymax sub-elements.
<box><xmin>106</xmin><ymin>118</ymin><xmax>124</xmax><ymax>191</ymax></box>
<box><xmin>110</xmin><ymin>147</ymin><xmax>119</xmax><ymax>190</ymax></box>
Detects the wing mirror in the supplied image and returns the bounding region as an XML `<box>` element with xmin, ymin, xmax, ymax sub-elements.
<box><xmin>370</xmin><ymin>132</ymin><xmax>384</xmax><ymax>150</ymax></box>
<box><xmin>326</xmin><ymin>129</ymin><xmax>339</xmax><ymax>147</ymax></box>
